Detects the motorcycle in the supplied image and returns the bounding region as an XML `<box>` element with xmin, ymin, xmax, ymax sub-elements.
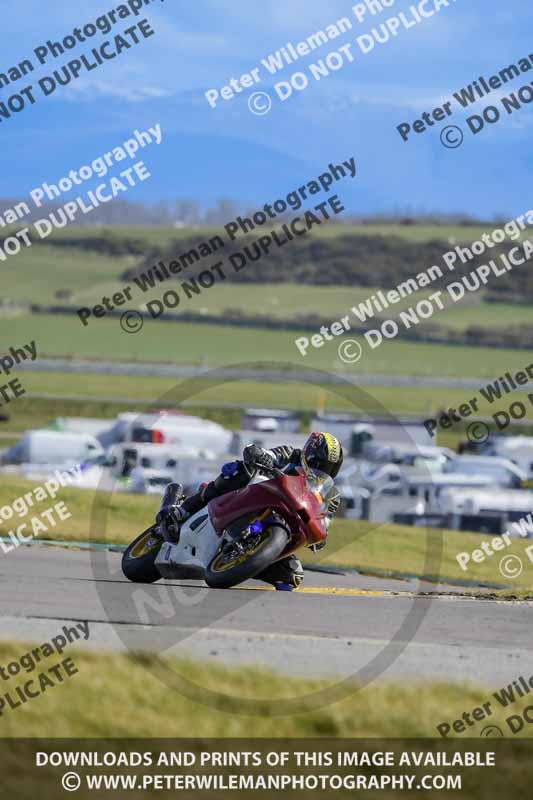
<box><xmin>121</xmin><ymin>462</ymin><xmax>336</xmax><ymax>589</ymax></box>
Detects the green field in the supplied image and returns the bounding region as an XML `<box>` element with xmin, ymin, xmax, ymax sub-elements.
<box><xmin>3</xmin><ymin>314</ymin><xmax>533</xmax><ymax>380</ymax></box>
<box><xmin>3</xmin><ymin>220</ymin><xmax>531</xmax><ymax>349</ymax></box>
<box><xmin>5</xmin><ymin>253</ymin><xmax>530</xmax><ymax>333</ymax></box>
<box><xmin>160</xmin><ymin>284</ymin><xmax>532</xmax><ymax>333</ymax></box>
<box><xmin>4</xmin><ymin>369</ymin><xmax>533</xmax><ymax>433</ymax></box>
<box><xmin>429</xmin><ymin>300</ymin><xmax>533</xmax><ymax>331</ymax></box>
<box><xmin>74</xmin><ymin>282</ymin><xmax>429</xmax><ymax>317</ymax></box>
<box><xmin>72</xmin><ymin>280</ymin><xmax>532</xmax><ymax>332</ymax></box>
<box><xmin>1</xmin><ymin>245</ymin><xmax>135</xmax><ymax>306</ymax></box>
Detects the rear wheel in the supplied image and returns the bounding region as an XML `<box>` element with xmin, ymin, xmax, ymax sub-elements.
<box><xmin>205</xmin><ymin>525</ymin><xmax>289</xmax><ymax>589</ymax></box>
<box><xmin>122</xmin><ymin>527</ymin><xmax>162</xmax><ymax>583</ymax></box>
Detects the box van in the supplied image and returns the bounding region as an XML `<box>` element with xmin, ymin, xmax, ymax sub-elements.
<box><xmin>0</xmin><ymin>430</ymin><xmax>104</xmax><ymax>466</ymax></box>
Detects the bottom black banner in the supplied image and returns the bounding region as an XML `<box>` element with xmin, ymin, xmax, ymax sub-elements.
<box><xmin>1</xmin><ymin>738</ymin><xmax>532</xmax><ymax>798</ymax></box>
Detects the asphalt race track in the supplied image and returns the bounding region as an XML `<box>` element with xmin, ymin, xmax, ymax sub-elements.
<box><xmin>19</xmin><ymin>358</ymin><xmax>493</xmax><ymax>390</ymax></box>
<box><xmin>1</xmin><ymin>546</ymin><xmax>531</xmax><ymax>687</ymax></box>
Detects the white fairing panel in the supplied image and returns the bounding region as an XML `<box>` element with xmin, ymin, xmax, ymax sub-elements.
<box><xmin>154</xmin><ymin>509</ymin><xmax>221</xmax><ymax>578</ymax></box>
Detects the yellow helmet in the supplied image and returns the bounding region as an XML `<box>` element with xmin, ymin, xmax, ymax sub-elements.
<box><xmin>302</xmin><ymin>432</ymin><xmax>343</xmax><ymax>478</ymax></box>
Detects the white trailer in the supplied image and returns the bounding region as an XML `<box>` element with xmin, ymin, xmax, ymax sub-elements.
<box><xmin>98</xmin><ymin>411</ymin><xmax>232</xmax><ymax>454</ymax></box>
<box><xmin>107</xmin><ymin>441</ymin><xmax>213</xmax><ymax>478</ymax></box>
<box><xmin>489</xmin><ymin>436</ymin><xmax>533</xmax><ymax>481</ymax></box>
<box><xmin>444</xmin><ymin>455</ymin><xmax>528</xmax><ymax>488</ymax></box>
<box><xmin>439</xmin><ymin>487</ymin><xmax>533</xmax><ymax>536</ymax></box>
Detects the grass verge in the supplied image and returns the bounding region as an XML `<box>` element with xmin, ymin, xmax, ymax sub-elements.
<box><xmin>0</xmin><ymin>642</ymin><xmax>531</xmax><ymax>738</ymax></box>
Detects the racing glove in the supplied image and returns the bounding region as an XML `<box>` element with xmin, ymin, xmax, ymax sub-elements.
<box><xmin>270</xmin><ymin>445</ymin><xmax>295</xmax><ymax>467</ymax></box>
<box><xmin>243</xmin><ymin>444</ymin><xmax>274</xmax><ymax>472</ymax></box>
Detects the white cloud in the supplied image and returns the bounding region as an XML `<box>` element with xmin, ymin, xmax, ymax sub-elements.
<box><xmin>60</xmin><ymin>81</ymin><xmax>174</xmax><ymax>102</ymax></box>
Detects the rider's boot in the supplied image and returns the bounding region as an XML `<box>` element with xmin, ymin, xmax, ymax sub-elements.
<box><xmin>255</xmin><ymin>555</ymin><xmax>304</xmax><ymax>591</ymax></box>
<box><xmin>156</xmin><ymin>482</ymin><xmax>187</xmax><ymax>543</ymax></box>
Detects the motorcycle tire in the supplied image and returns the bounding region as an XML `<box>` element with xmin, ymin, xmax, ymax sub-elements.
<box><xmin>205</xmin><ymin>525</ymin><xmax>289</xmax><ymax>589</ymax></box>
<box><xmin>122</xmin><ymin>526</ymin><xmax>162</xmax><ymax>583</ymax></box>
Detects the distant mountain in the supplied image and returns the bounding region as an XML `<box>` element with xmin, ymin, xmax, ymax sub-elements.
<box><xmin>1</xmin><ymin>101</ymin><xmax>367</xmax><ymax>211</ymax></box>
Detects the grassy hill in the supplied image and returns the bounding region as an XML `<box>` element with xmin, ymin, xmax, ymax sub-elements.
<box><xmin>3</xmin><ymin>224</ymin><xmax>531</xmax><ymax>348</ymax></box>
<box><xmin>2</xmin><ymin>223</ymin><xmax>530</xmax><ymax>302</ymax></box>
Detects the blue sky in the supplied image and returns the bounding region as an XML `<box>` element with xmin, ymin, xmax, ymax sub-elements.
<box><xmin>2</xmin><ymin>0</ymin><xmax>531</xmax><ymax>217</ymax></box>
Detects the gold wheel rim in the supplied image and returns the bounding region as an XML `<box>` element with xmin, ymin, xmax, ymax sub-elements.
<box><xmin>129</xmin><ymin>530</ymin><xmax>160</xmax><ymax>559</ymax></box>
<box><xmin>211</xmin><ymin>532</ymin><xmax>271</xmax><ymax>573</ymax></box>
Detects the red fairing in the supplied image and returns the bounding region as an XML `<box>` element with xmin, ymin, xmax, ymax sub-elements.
<box><xmin>208</xmin><ymin>473</ymin><xmax>328</xmax><ymax>547</ymax></box>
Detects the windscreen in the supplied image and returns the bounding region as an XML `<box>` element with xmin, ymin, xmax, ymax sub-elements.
<box><xmin>304</xmin><ymin>469</ymin><xmax>336</xmax><ymax>514</ymax></box>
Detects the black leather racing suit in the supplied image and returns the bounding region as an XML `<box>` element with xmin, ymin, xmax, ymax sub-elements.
<box><xmin>181</xmin><ymin>445</ymin><xmax>340</xmax><ymax>517</ymax></box>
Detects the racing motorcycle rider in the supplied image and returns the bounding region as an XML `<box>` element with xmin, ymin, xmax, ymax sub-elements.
<box><xmin>156</xmin><ymin>431</ymin><xmax>344</xmax><ymax>589</ymax></box>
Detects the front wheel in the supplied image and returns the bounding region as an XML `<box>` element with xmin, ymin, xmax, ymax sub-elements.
<box><xmin>122</xmin><ymin>527</ymin><xmax>162</xmax><ymax>583</ymax></box>
<box><xmin>205</xmin><ymin>525</ymin><xmax>289</xmax><ymax>589</ymax></box>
